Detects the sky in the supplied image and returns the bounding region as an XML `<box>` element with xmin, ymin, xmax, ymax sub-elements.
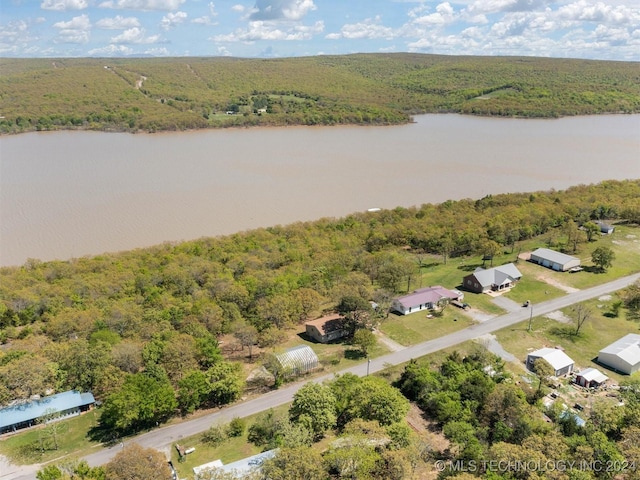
<box><xmin>1</xmin><ymin>0</ymin><xmax>639</xmax><ymax>60</ymax></box>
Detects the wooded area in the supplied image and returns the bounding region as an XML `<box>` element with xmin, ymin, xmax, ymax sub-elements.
<box><xmin>1</xmin><ymin>54</ymin><xmax>639</xmax><ymax>134</ymax></box>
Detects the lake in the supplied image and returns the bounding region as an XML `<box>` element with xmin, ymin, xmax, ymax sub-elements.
<box><xmin>1</xmin><ymin>114</ymin><xmax>639</xmax><ymax>267</ymax></box>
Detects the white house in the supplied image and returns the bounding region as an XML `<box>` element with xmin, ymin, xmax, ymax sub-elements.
<box><xmin>597</xmin><ymin>334</ymin><xmax>640</xmax><ymax>375</ymax></box>
<box><xmin>526</xmin><ymin>347</ymin><xmax>575</xmax><ymax>376</ymax></box>
<box><xmin>391</xmin><ymin>286</ymin><xmax>462</xmax><ymax>315</ymax></box>
<box><xmin>529</xmin><ymin>248</ymin><xmax>581</xmax><ymax>272</ymax></box>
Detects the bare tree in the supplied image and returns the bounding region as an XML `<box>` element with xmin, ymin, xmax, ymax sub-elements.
<box><xmin>572</xmin><ymin>303</ymin><xmax>592</xmax><ymax>335</ymax></box>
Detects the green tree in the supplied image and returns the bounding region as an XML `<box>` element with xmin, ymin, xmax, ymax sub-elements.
<box><xmin>352</xmin><ymin>328</ymin><xmax>376</xmax><ymax>357</ymax></box>
<box><xmin>260</xmin><ymin>447</ymin><xmax>326</xmax><ymax>480</ymax></box>
<box><xmin>100</xmin><ymin>373</ymin><xmax>177</xmax><ymax>432</ymax></box>
<box><xmin>289</xmin><ymin>382</ymin><xmax>337</xmax><ymax>439</ymax></box>
<box><xmin>532</xmin><ymin>358</ymin><xmax>554</xmax><ymax>398</ymax></box>
<box><xmin>206</xmin><ymin>360</ymin><xmax>243</xmax><ymax>406</ymax></box>
<box><xmin>104</xmin><ymin>443</ymin><xmax>171</xmax><ymax>480</ymax></box>
<box><xmin>584</xmin><ymin>222</ymin><xmax>600</xmax><ymax>241</ymax></box>
<box><xmin>591</xmin><ymin>246</ymin><xmax>615</xmax><ymax>272</ymax></box>
<box><xmin>177</xmin><ymin>369</ymin><xmax>209</xmax><ymax>414</ymax></box>
<box><xmin>337</xmin><ymin>295</ymin><xmax>373</xmax><ymax>332</ymax></box>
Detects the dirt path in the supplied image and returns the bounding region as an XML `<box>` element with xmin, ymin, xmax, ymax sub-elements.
<box><xmin>535</xmin><ymin>272</ymin><xmax>580</xmax><ymax>293</ymax></box>
<box><xmin>374</xmin><ymin>329</ymin><xmax>405</xmax><ymax>352</ymax></box>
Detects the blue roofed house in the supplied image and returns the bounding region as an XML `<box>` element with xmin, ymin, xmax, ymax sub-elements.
<box><xmin>0</xmin><ymin>390</ymin><xmax>95</xmax><ymax>435</ymax></box>
<box><xmin>463</xmin><ymin>263</ymin><xmax>523</xmax><ymax>294</ymax></box>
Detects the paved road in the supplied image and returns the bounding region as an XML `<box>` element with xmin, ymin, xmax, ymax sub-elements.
<box><xmin>5</xmin><ymin>272</ymin><xmax>640</xmax><ymax>480</ymax></box>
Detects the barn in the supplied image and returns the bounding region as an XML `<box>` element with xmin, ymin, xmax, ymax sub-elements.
<box><xmin>526</xmin><ymin>347</ymin><xmax>575</xmax><ymax>377</ymax></box>
<box><xmin>529</xmin><ymin>248</ymin><xmax>581</xmax><ymax>272</ymax></box>
<box><xmin>597</xmin><ymin>334</ymin><xmax>640</xmax><ymax>375</ymax></box>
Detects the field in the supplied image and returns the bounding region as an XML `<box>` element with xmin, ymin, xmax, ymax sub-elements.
<box><xmin>1</xmin><ymin>54</ymin><xmax>639</xmax><ymax>134</ymax></box>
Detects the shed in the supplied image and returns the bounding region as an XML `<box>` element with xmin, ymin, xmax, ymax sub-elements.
<box><xmin>575</xmin><ymin>368</ymin><xmax>609</xmax><ymax>388</ymax></box>
<box><xmin>0</xmin><ymin>390</ymin><xmax>95</xmax><ymax>435</ymax></box>
<box><xmin>597</xmin><ymin>333</ymin><xmax>640</xmax><ymax>375</ymax></box>
<box><xmin>596</xmin><ymin>221</ymin><xmax>614</xmax><ymax>234</ymax></box>
<box><xmin>275</xmin><ymin>345</ymin><xmax>319</xmax><ymax>377</ymax></box>
<box><xmin>463</xmin><ymin>263</ymin><xmax>523</xmax><ymax>294</ymax></box>
<box><xmin>305</xmin><ymin>314</ymin><xmax>348</xmax><ymax>343</ymax></box>
<box><xmin>526</xmin><ymin>347</ymin><xmax>575</xmax><ymax>377</ymax></box>
<box><xmin>529</xmin><ymin>248</ymin><xmax>581</xmax><ymax>272</ymax></box>
<box><xmin>391</xmin><ymin>286</ymin><xmax>462</xmax><ymax>315</ymax></box>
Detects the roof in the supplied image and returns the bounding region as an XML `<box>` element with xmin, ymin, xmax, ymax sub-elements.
<box><xmin>193</xmin><ymin>460</ymin><xmax>224</xmax><ymax>477</ymax></box>
<box><xmin>528</xmin><ymin>347</ymin><xmax>574</xmax><ymax>371</ymax></box>
<box><xmin>193</xmin><ymin>450</ymin><xmax>277</xmax><ymax>478</ymax></box>
<box><xmin>599</xmin><ymin>334</ymin><xmax>640</xmax><ymax>366</ymax></box>
<box><xmin>396</xmin><ymin>286</ymin><xmax>459</xmax><ymax>308</ymax></box>
<box><xmin>577</xmin><ymin>367</ymin><xmax>608</xmax><ymax>384</ymax></box>
<box><xmin>305</xmin><ymin>314</ymin><xmax>345</xmax><ymax>333</ymax></box>
<box><xmin>471</xmin><ymin>263</ymin><xmax>522</xmax><ymax>288</ymax></box>
<box><xmin>531</xmin><ymin>248</ymin><xmax>579</xmax><ymax>266</ymax></box>
<box><xmin>276</xmin><ymin>345</ymin><xmax>319</xmax><ymax>374</ymax></box>
<box><xmin>0</xmin><ymin>390</ymin><xmax>95</xmax><ymax>430</ymax></box>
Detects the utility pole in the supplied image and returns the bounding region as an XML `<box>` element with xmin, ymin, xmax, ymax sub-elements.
<box><xmin>367</xmin><ymin>358</ymin><xmax>371</xmax><ymax>376</ymax></box>
<box><xmin>528</xmin><ymin>304</ymin><xmax>534</xmax><ymax>332</ymax></box>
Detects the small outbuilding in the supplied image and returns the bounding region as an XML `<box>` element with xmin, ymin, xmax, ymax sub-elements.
<box><xmin>529</xmin><ymin>248</ymin><xmax>581</xmax><ymax>272</ymax></box>
<box><xmin>275</xmin><ymin>345</ymin><xmax>319</xmax><ymax>377</ymax></box>
<box><xmin>193</xmin><ymin>450</ymin><xmax>277</xmax><ymax>479</ymax></box>
<box><xmin>596</xmin><ymin>221</ymin><xmax>614</xmax><ymax>234</ymax></box>
<box><xmin>597</xmin><ymin>333</ymin><xmax>640</xmax><ymax>375</ymax></box>
<box><xmin>526</xmin><ymin>347</ymin><xmax>575</xmax><ymax>377</ymax></box>
<box><xmin>463</xmin><ymin>263</ymin><xmax>523</xmax><ymax>294</ymax></box>
<box><xmin>305</xmin><ymin>314</ymin><xmax>348</xmax><ymax>343</ymax></box>
<box><xmin>391</xmin><ymin>286</ymin><xmax>462</xmax><ymax>315</ymax></box>
<box><xmin>0</xmin><ymin>390</ymin><xmax>95</xmax><ymax>435</ymax></box>
<box><xmin>575</xmin><ymin>368</ymin><xmax>609</xmax><ymax>388</ymax></box>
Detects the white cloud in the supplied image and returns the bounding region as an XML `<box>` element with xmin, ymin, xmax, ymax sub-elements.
<box><xmin>53</xmin><ymin>14</ymin><xmax>91</xmax><ymax>43</ymax></box>
<box><xmin>0</xmin><ymin>20</ymin><xmax>32</xmax><ymax>54</ymax></box>
<box><xmin>110</xmin><ymin>26</ymin><xmax>160</xmax><ymax>43</ymax></box>
<box><xmin>99</xmin><ymin>0</ymin><xmax>185</xmax><ymax>11</ymax></box>
<box><xmin>413</xmin><ymin>2</ymin><xmax>457</xmax><ymax>26</ymax></box>
<box><xmin>558</xmin><ymin>0</ymin><xmax>640</xmax><ymax>25</ymax></box>
<box><xmin>192</xmin><ymin>3</ymin><xmax>218</xmax><ymax>25</ymax></box>
<box><xmin>88</xmin><ymin>43</ymin><xmax>133</xmax><ymax>55</ymax></box>
<box><xmin>213</xmin><ymin>19</ymin><xmax>323</xmax><ymax>42</ymax></box>
<box><xmin>326</xmin><ymin>16</ymin><xmax>395</xmax><ymax>40</ymax></box>
<box><xmin>145</xmin><ymin>47</ymin><xmax>170</xmax><ymax>55</ymax></box>
<box><xmin>161</xmin><ymin>11</ymin><xmax>187</xmax><ymax>30</ymax></box>
<box><xmin>249</xmin><ymin>0</ymin><xmax>316</xmax><ymax>21</ymax></box>
<box><xmin>231</xmin><ymin>4</ymin><xmax>245</xmax><ymax>13</ymax></box>
<box><xmin>216</xmin><ymin>45</ymin><xmax>232</xmax><ymax>56</ymax></box>
<box><xmin>41</xmin><ymin>0</ymin><xmax>88</xmax><ymax>10</ymax></box>
<box><xmin>96</xmin><ymin>16</ymin><xmax>141</xmax><ymax>29</ymax></box>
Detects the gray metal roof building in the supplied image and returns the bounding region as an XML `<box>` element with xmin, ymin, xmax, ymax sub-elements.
<box><xmin>598</xmin><ymin>334</ymin><xmax>640</xmax><ymax>375</ymax></box>
<box><xmin>529</xmin><ymin>248</ymin><xmax>581</xmax><ymax>272</ymax></box>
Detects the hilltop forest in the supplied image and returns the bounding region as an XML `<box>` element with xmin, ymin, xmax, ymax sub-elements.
<box><xmin>1</xmin><ymin>53</ymin><xmax>639</xmax><ymax>134</ymax></box>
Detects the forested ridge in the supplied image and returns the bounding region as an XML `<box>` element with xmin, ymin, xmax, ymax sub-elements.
<box><xmin>1</xmin><ymin>53</ymin><xmax>639</xmax><ymax>134</ymax></box>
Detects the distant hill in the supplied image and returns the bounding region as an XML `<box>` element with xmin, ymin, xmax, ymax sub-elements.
<box><xmin>1</xmin><ymin>53</ymin><xmax>639</xmax><ymax>134</ymax></box>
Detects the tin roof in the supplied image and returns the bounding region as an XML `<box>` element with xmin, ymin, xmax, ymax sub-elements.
<box><xmin>0</xmin><ymin>390</ymin><xmax>95</xmax><ymax>430</ymax></box>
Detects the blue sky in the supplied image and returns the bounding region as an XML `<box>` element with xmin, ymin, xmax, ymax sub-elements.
<box><xmin>1</xmin><ymin>0</ymin><xmax>639</xmax><ymax>60</ymax></box>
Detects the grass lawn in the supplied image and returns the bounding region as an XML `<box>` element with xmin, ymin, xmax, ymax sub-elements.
<box><xmin>494</xmin><ymin>296</ymin><xmax>640</xmax><ymax>384</ymax></box>
<box><xmin>0</xmin><ymin>410</ymin><xmax>100</xmax><ymax>465</ymax></box>
<box><xmin>170</xmin><ymin>404</ymin><xmax>290</xmax><ymax>480</ymax></box>
<box><xmin>378</xmin><ymin>309</ymin><xmax>474</xmax><ymax>346</ymax></box>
